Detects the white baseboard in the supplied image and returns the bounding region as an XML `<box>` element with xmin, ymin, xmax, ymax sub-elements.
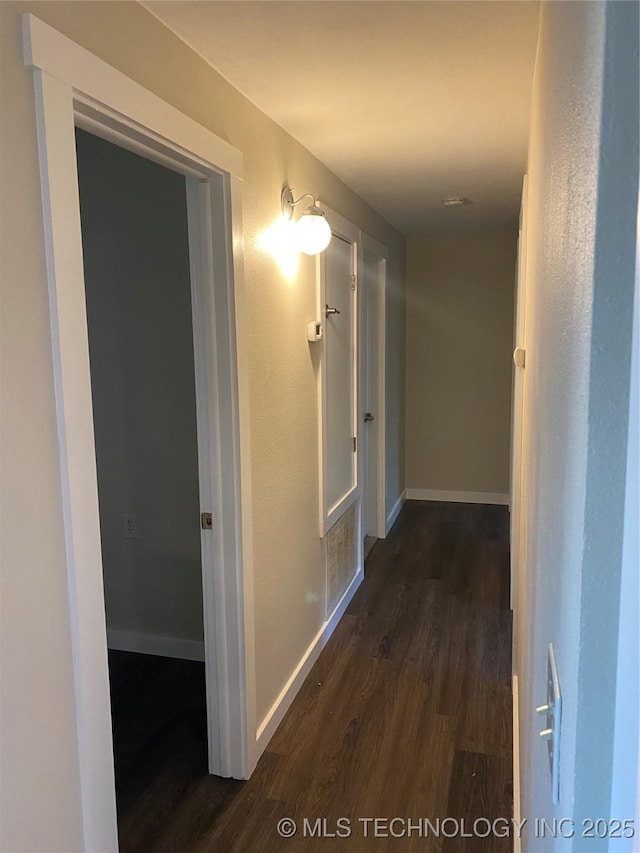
<box><xmin>107</xmin><ymin>629</ymin><xmax>205</xmax><ymax>662</ymax></box>
<box><xmin>385</xmin><ymin>490</ymin><xmax>406</xmax><ymax>535</ymax></box>
<box><xmin>512</xmin><ymin>674</ymin><xmax>522</xmax><ymax>853</ymax></box>
<box><xmin>405</xmin><ymin>488</ymin><xmax>510</xmax><ymax>506</ymax></box>
<box><xmin>255</xmin><ymin>565</ymin><xmax>364</xmax><ymax>755</ymax></box>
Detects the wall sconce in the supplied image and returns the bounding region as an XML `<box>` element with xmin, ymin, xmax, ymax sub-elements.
<box><xmin>281</xmin><ymin>186</ymin><xmax>332</xmax><ymax>255</ymax></box>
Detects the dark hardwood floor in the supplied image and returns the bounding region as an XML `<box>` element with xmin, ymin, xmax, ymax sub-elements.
<box><xmin>110</xmin><ymin>501</ymin><xmax>513</xmax><ymax>852</ymax></box>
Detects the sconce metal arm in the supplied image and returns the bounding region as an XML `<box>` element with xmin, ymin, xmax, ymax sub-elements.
<box><xmin>281</xmin><ymin>186</ymin><xmax>319</xmax><ymax>220</ymax></box>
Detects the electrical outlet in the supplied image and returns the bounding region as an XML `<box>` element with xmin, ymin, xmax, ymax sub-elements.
<box><xmin>123</xmin><ymin>514</ymin><xmax>137</xmax><ymax>539</ymax></box>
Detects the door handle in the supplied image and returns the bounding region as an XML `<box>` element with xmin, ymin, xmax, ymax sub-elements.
<box><xmin>325</xmin><ymin>304</ymin><xmax>341</xmax><ymax>317</ymax></box>
<box><xmin>364</xmin><ymin>412</ymin><xmax>374</xmax><ymax>423</ymax></box>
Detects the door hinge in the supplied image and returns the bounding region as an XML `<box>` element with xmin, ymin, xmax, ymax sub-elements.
<box><xmin>201</xmin><ymin>512</ymin><xmax>213</xmax><ymax>530</ymax></box>
<box><xmin>351</xmin><ymin>274</ymin><xmax>357</xmax><ymax>291</ymax></box>
<box><xmin>353</xmin><ymin>436</ymin><xmax>357</xmax><ymax>452</ymax></box>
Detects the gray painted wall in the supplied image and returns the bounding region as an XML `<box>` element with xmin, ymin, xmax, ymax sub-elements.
<box><xmin>609</xmin><ymin>210</ymin><xmax>639</xmax><ymax>850</ymax></box>
<box><xmin>405</xmin><ymin>229</ymin><xmax>517</xmax><ymax>496</ymax></box>
<box><xmin>76</xmin><ymin>129</ymin><xmax>204</xmax><ymax>644</ymax></box>
<box><xmin>517</xmin><ymin>1</ymin><xmax>638</xmax><ymax>848</ymax></box>
<box><xmin>574</xmin><ymin>0</ymin><xmax>638</xmax><ymax>839</ymax></box>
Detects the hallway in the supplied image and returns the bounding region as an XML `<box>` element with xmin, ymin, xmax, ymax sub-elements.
<box><xmin>114</xmin><ymin>501</ymin><xmax>513</xmax><ymax>852</ymax></box>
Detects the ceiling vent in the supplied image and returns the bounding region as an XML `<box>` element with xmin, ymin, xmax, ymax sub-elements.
<box><xmin>443</xmin><ymin>197</ymin><xmax>473</xmax><ymax>207</ymax></box>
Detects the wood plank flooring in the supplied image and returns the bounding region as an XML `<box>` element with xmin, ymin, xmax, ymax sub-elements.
<box><xmin>110</xmin><ymin>500</ymin><xmax>513</xmax><ymax>852</ymax></box>
<box><xmin>363</xmin><ymin>535</ymin><xmax>378</xmax><ymax>559</ymax></box>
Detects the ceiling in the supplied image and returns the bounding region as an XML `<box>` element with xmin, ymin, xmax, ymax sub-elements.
<box><xmin>144</xmin><ymin>1</ymin><xmax>540</xmax><ymax>235</ymax></box>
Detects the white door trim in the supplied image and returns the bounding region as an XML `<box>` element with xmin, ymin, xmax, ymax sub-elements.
<box><xmin>359</xmin><ymin>233</ymin><xmax>388</xmax><ymax>539</ymax></box>
<box><xmin>510</xmin><ymin>176</ymin><xmax>529</xmax><ymax>637</ymax></box>
<box><xmin>23</xmin><ymin>16</ymin><xmax>255</xmax><ymax>853</ymax></box>
<box><xmin>512</xmin><ymin>674</ymin><xmax>522</xmax><ymax>853</ymax></box>
<box><xmin>22</xmin><ymin>14</ymin><xmax>242</xmax><ymax>179</ymax></box>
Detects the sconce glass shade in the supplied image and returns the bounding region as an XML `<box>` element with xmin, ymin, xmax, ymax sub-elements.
<box><xmin>295</xmin><ymin>206</ymin><xmax>332</xmax><ymax>255</ymax></box>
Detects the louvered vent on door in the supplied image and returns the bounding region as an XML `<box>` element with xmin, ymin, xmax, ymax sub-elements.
<box><xmin>326</xmin><ymin>502</ymin><xmax>357</xmax><ymax>614</ymax></box>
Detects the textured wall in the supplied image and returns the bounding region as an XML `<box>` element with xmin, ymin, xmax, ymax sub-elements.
<box><xmin>405</xmin><ymin>229</ymin><xmax>517</xmax><ymax>496</ymax></box>
<box><xmin>518</xmin><ymin>2</ymin><xmax>603</xmax><ymax>841</ymax></box>
<box><xmin>573</xmin><ymin>0</ymin><xmax>638</xmax><ymax>834</ymax></box>
<box><xmin>517</xmin><ymin>0</ymin><xmax>638</xmax><ymax>847</ymax></box>
<box><xmin>609</xmin><ymin>237</ymin><xmax>639</xmax><ymax>842</ymax></box>
<box><xmin>0</xmin><ymin>3</ymin><xmax>406</xmax><ymax>850</ymax></box>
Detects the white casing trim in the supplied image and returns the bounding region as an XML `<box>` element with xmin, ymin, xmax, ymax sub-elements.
<box><xmin>405</xmin><ymin>488</ymin><xmax>510</xmax><ymax>506</ymax></box>
<box><xmin>22</xmin><ymin>14</ymin><xmax>242</xmax><ymax>179</ymax></box>
<box><xmin>107</xmin><ymin>630</ymin><xmax>205</xmax><ymax>662</ymax></box>
<box><xmin>255</xmin><ymin>566</ymin><xmax>364</xmax><ymax>755</ymax></box>
<box><xmin>513</xmin><ymin>674</ymin><xmax>522</xmax><ymax>853</ymax></box>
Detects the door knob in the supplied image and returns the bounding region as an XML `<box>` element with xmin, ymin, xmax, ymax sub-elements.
<box><xmin>364</xmin><ymin>412</ymin><xmax>374</xmax><ymax>423</ymax></box>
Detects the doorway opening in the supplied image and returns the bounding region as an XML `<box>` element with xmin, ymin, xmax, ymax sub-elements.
<box><xmin>25</xmin><ymin>15</ymin><xmax>255</xmax><ymax>849</ymax></box>
<box><xmin>75</xmin><ymin>127</ymin><xmax>209</xmax><ymax>826</ymax></box>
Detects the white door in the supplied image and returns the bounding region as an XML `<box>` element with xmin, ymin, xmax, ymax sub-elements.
<box><xmin>318</xmin><ymin>209</ymin><xmax>360</xmax><ymax>539</ymax></box>
<box><xmin>325</xmin><ymin>235</ymin><xmax>357</xmax><ymax>514</ymax></box>
<box><xmin>510</xmin><ymin>176</ymin><xmax>528</xmax><ymax>618</ymax></box>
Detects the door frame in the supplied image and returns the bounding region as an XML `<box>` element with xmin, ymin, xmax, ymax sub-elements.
<box><xmin>23</xmin><ymin>15</ymin><xmax>256</xmax><ymax>852</ymax></box>
<box><xmin>316</xmin><ymin>206</ymin><xmax>361</xmax><ymax>537</ymax></box>
<box><xmin>510</xmin><ymin>176</ymin><xmax>529</xmax><ymax>634</ymax></box>
<box><xmin>359</xmin><ymin>234</ymin><xmax>388</xmax><ymax>540</ymax></box>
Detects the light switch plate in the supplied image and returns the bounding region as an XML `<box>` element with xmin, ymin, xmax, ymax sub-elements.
<box><xmin>537</xmin><ymin>642</ymin><xmax>562</xmax><ymax>805</ymax></box>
